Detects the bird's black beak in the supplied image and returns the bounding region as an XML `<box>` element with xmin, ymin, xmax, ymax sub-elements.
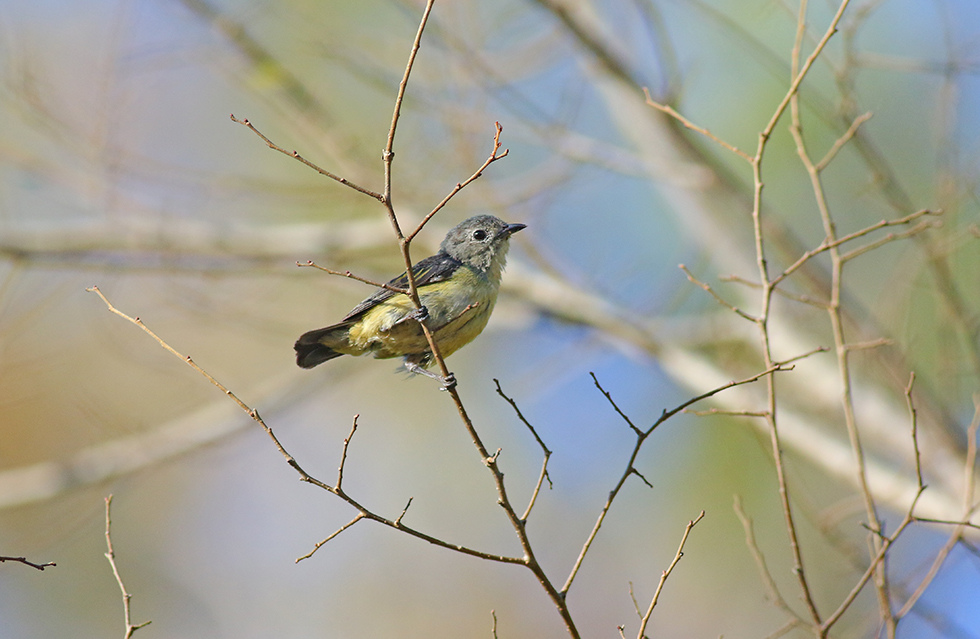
<box><xmin>498</xmin><ymin>223</ymin><xmax>526</xmax><ymax>239</ymax></box>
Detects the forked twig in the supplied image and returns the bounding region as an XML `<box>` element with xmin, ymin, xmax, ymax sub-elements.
<box><xmin>563</xmin><ymin>358</ymin><xmax>807</xmax><ymax>596</ymax></box>
<box><xmin>494</xmin><ymin>379</ymin><xmax>553</xmax><ymax>521</ymax></box>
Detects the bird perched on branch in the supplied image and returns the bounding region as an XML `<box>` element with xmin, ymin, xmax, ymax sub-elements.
<box><xmin>295</xmin><ymin>215</ymin><xmax>525</xmax><ymax>387</ymax></box>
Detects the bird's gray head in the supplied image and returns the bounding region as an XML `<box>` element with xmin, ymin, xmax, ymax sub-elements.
<box><xmin>440</xmin><ymin>215</ymin><xmax>526</xmax><ymax>278</ymax></box>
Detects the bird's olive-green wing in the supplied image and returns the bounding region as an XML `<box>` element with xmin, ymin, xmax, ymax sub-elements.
<box><xmin>341</xmin><ymin>253</ymin><xmax>462</xmax><ymax>322</ymax></box>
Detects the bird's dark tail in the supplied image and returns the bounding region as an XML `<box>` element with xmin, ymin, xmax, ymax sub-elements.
<box><xmin>294</xmin><ymin>324</ymin><xmax>350</xmax><ymax>369</ymax></box>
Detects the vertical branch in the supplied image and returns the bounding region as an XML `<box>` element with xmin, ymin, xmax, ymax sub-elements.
<box><xmin>376</xmin><ymin>0</ymin><xmax>456</xmax><ymax>388</ymax></box>
<box><xmin>744</xmin><ymin>0</ymin><xmax>852</xmax><ymax>628</ymax></box>
<box><xmin>371</xmin><ymin>6</ymin><xmax>577</xmax><ymax>634</ymax></box>
<box><xmin>104</xmin><ymin>495</ymin><xmax>151</xmax><ymax>638</ymax></box>
<box><xmin>382</xmin><ymin>0</ymin><xmax>436</xmax><ymax>236</ymax></box>
<box><xmin>381</xmin><ymin>0</ymin><xmax>434</xmax><ymax>302</ymax></box>
<box><xmin>788</xmin><ymin>1</ymin><xmax>891</xmax><ymax>632</ymax></box>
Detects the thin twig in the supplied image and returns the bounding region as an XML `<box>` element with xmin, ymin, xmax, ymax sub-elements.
<box><xmin>590</xmin><ymin>372</ymin><xmax>643</xmax><ymax>436</ymax></box>
<box><xmin>104</xmin><ymin>495</ymin><xmax>151</xmax><ymax>638</ymax></box>
<box><xmin>395</xmin><ymin>497</ymin><xmax>414</xmax><ymax>526</ymax></box>
<box><xmin>912</xmin><ymin>517</ymin><xmax>980</xmax><ymax>531</ymax></box>
<box><xmin>679</xmin><ymin>264</ymin><xmax>758</xmax><ymax>322</ymax></box>
<box><xmin>839</xmin><ymin>220</ymin><xmax>941</xmax><ymax>262</ymax></box>
<box><xmin>494</xmin><ymin>379</ymin><xmax>553</xmax><ymax>522</ymax></box>
<box><xmin>406</xmin><ymin>122</ymin><xmax>509</xmax><ymax>243</ymax></box>
<box><xmin>229</xmin><ymin>115</ymin><xmax>382</xmax><ymax>200</ymax></box>
<box><xmin>628</xmin><ymin>581</ymin><xmax>642</xmax><ymax>617</ymax></box>
<box><xmin>635</xmin><ymin>511</ymin><xmax>705</xmax><ymax>639</ymax></box>
<box><xmin>772</xmin><ymin>209</ymin><xmax>938</xmax><ymax>286</ymax></box>
<box><xmin>898</xmin><ymin>396</ymin><xmax>980</xmax><ymax>617</ymax></box>
<box><xmin>337</xmin><ymin>415</ymin><xmax>359</xmax><ymax>490</ymax></box>
<box><xmin>733</xmin><ymin>495</ymin><xmax>800</xmax><ymax>617</ymax></box>
<box><xmin>906</xmin><ymin>373</ymin><xmax>923</xmax><ymax>489</ymax></box>
<box><xmin>643</xmin><ymin>89</ymin><xmax>753</xmax><ymax>161</ymax></box>
<box><xmin>820</xmin><ymin>487</ymin><xmax>924</xmax><ymax>631</ymax></box>
<box><xmin>298</xmin><ymin>261</ymin><xmax>409</xmax><ymax>295</ymax></box>
<box><xmin>819</xmin><ymin>380</ymin><xmax>929</xmax><ymax>632</ymax></box>
<box><xmin>722</xmin><ymin>274</ymin><xmax>830</xmax><ymax>309</ymax></box>
<box><xmin>684</xmin><ymin>408</ymin><xmax>769</xmax><ymax>418</ymax></box>
<box><xmin>816</xmin><ymin>111</ymin><xmax>873</xmax><ymax>170</ymax></box>
<box><xmin>296</xmin><ymin>514</ymin><xmax>366</xmax><ymax>563</ymax></box>
<box><xmin>759</xmin><ymin>0</ymin><xmax>852</xmax><ymax>144</ymax></box>
<box><xmin>745</xmin><ymin>3</ymin><xmax>856</xmax><ymax>627</ymax></box>
<box><xmin>0</xmin><ymin>556</ymin><xmax>56</xmax><ymax>571</ymax></box>
<box><xmin>762</xmin><ymin>618</ymin><xmax>805</xmax><ymax>639</ymax></box>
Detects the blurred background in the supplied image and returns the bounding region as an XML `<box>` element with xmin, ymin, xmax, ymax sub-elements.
<box><xmin>1</xmin><ymin>0</ymin><xmax>979</xmax><ymax>637</ymax></box>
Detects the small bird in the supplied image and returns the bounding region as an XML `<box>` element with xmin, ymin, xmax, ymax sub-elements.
<box><xmin>295</xmin><ymin>215</ymin><xmax>525</xmax><ymax>386</ymax></box>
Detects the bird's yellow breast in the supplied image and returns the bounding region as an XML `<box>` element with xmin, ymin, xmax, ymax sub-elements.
<box><xmin>346</xmin><ymin>265</ymin><xmax>499</xmax><ymax>363</ymax></box>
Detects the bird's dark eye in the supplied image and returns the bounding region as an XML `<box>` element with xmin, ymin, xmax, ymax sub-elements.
<box><xmin>472</xmin><ymin>229</ymin><xmax>488</xmax><ymax>241</ymax></box>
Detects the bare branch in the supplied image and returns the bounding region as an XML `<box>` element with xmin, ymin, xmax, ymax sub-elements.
<box><xmin>0</xmin><ymin>556</ymin><xmax>56</xmax><ymax>571</ymax></box>
<box><xmin>296</xmin><ymin>514</ymin><xmax>366</xmax><ymax>563</ymax></box>
<box><xmin>733</xmin><ymin>495</ymin><xmax>800</xmax><ymax>618</ymax></box>
<box><xmin>634</xmin><ymin>511</ymin><xmax>705</xmax><ymax>639</ymax></box>
<box><xmin>839</xmin><ymin>219</ymin><xmax>941</xmax><ymax>263</ymax></box>
<box><xmin>297</xmin><ymin>261</ymin><xmax>409</xmax><ymax>295</ymax></box>
<box><xmin>104</xmin><ymin>496</ymin><xmax>151</xmax><ymax>638</ymax></box>
<box><xmin>407</xmin><ymin>122</ymin><xmax>510</xmax><ymax>243</ymax></box>
<box><xmin>395</xmin><ymin>497</ymin><xmax>414</xmax><ymax>526</ymax></box>
<box><xmin>816</xmin><ymin>111</ymin><xmax>873</xmax><ymax>170</ymax></box>
<box><xmin>684</xmin><ymin>408</ymin><xmax>769</xmax><ymax>418</ymax></box>
<box><xmin>643</xmin><ymin>89</ymin><xmax>753</xmax><ymax>161</ymax></box>
<box><xmin>229</xmin><ymin>114</ymin><xmax>382</xmax><ymax>200</ymax></box>
<box><xmin>898</xmin><ymin>396</ymin><xmax>980</xmax><ymax>617</ymax></box>
<box><xmin>773</xmin><ymin>209</ymin><xmax>939</xmax><ymax>286</ymax></box>
<box><xmin>590</xmin><ymin>372</ymin><xmax>643</xmax><ymax>436</ymax></box>
<box><xmin>679</xmin><ymin>264</ymin><xmax>758</xmax><ymax>322</ymax></box>
<box><xmin>494</xmin><ymin>379</ymin><xmax>553</xmax><ymax>521</ymax></box>
<box><xmin>337</xmin><ymin>415</ymin><xmax>359</xmax><ymax>490</ymax></box>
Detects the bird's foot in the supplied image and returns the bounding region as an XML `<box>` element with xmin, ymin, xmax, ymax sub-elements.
<box><xmin>439</xmin><ymin>372</ymin><xmax>457</xmax><ymax>392</ymax></box>
<box><xmin>404</xmin><ymin>361</ymin><xmax>456</xmax><ymax>391</ymax></box>
<box><xmin>407</xmin><ymin>305</ymin><xmax>429</xmax><ymax>323</ymax></box>
<box><xmin>394</xmin><ymin>305</ymin><xmax>429</xmax><ymax>328</ymax></box>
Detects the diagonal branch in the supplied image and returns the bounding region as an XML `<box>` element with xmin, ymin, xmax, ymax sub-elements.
<box><xmin>86</xmin><ymin>286</ymin><xmax>524</xmax><ymax>568</ymax></box>
<box><xmin>229</xmin><ymin>114</ymin><xmax>382</xmax><ymax>200</ymax></box>
<box><xmin>634</xmin><ymin>511</ymin><xmax>705</xmax><ymax>639</ymax></box>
